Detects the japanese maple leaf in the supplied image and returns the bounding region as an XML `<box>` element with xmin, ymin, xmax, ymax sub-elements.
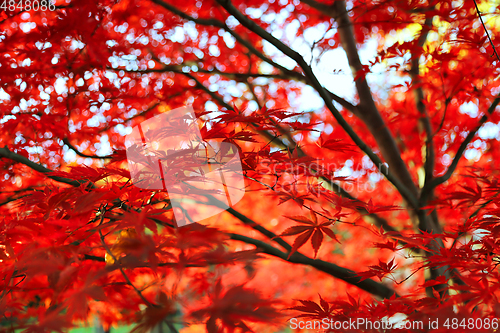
<box><xmin>358</xmin><ymin>258</ymin><xmax>398</xmax><ymax>282</ymax></box>
<box><xmin>272</xmin><ymin>187</ymin><xmax>317</xmax><ymax>207</ymax></box>
<box><xmin>288</xmin><ymin>294</ymin><xmax>333</xmax><ymax>320</ymax></box>
<box><xmin>190</xmin><ymin>279</ymin><xmax>282</xmax><ymax>333</ymax></box>
<box><xmin>445</xmin><ymin>183</ymin><xmax>483</xmax><ymax>208</ymax></box>
<box><xmin>315</xmin><ymin>137</ymin><xmax>358</xmax><ymax>153</ymax></box>
<box><xmin>278</xmin><ymin>212</ymin><xmax>340</xmax><ymax>259</ymax></box>
<box><xmin>131</xmin><ymin>292</ymin><xmax>177</xmax><ymax>333</ymax></box>
<box><xmin>362</xmin><ymin>198</ymin><xmax>402</xmax><ymax>214</ymax></box>
<box><xmin>373</xmin><ymin>240</ymin><xmax>401</xmax><ymax>252</ymax></box>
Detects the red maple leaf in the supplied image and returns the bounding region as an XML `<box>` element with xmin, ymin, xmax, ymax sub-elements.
<box><xmin>278</xmin><ymin>212</ymin><xmax>340</xmax><ymax>258</ymax></box>
<box><xmin>190</xmin><ymin>279</ymin><xmax>282</xmax><ymax>333</ymax></box>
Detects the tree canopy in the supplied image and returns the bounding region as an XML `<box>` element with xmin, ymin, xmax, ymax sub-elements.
<box><xmin>2</xmin><ymin>0</ymin><xmax>500</xmax><ymax>331</ymax></box>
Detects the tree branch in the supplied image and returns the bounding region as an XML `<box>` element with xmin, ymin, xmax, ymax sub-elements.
<box><xmin>229</xmin><ymin>233</ymin><xmax>397</xmax><ymax>299</ymax></box>
<box><xmin>0</xmin><ymin>146</ymin><xmax>87</xmax><ymax>187</ymax></box>
<box><xmin>410</xmin><ymin>17</ymin><xmax>435</xmax><ymax>188</ymax></box>
<box><xmin>420</xmin><ymin>96</ymin><xmax>500</xmax><ymax>202</ymax></box>
<box><xmin>98</xmin><ymin>101</ymin><xmax>162</xmax><ymax>134</ymax></box>
<box><xmin>62</xmin><ymin>138</ymin><xmax>113</xmax><ymax>159</ymax></box>
<box><xmin>328</xmin><ymin>0</ymin><xmax>420</xmax><ymax>199</ymax></box>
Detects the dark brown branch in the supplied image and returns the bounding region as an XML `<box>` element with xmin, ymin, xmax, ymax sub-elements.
<box><xmin>408</xmin><ymin>17</ymin><xmax>446</xmax><ymax>278</ymax></box>
<box><xmin>299</xmin><ymin>0</ymin><xmax>421</xmax><ymax>210</ymax></box>
<box><xmin>108</xmin><ymin>65</ymin><xmax>293</xmax><ymax>80</ymax></box>
<box><xmin>299</xmin><ymin>0</ymin><xmax>449</xmax><ymax>294</ymax></box>
<box><xmin>0</xmin><ymin>146</ymin><xmax>87</xmax><ymax>187</ymax></box>
<box><xmin>229</xmin><ymin>233</ymin><xmax>397</xmax><ymax>299</ymax></box>
<box><xmin>62</xmin><ymin>138</ymin><xmax>113</xmax><ymax>159</ymax></box>
<box><xmin>0</xmin><ymin>194</ymin><xmax>30</xmax><ymax>207</ymax></box>
<box><xmin>299</xmin><ymin>0</ymin><xmax>338</xmax><ymax>16</ymax></box>
<box><xmin>410</xmin><ymin>17</ymin><xmax>435</xmax><ymax>188</ymax></box>
<box><xmin>329</xmin><ymin>1</ymin><xmax>420</xmax><ymax>200</ymax></box>
<box><xmin>98</xmin><ymin>101</ymin><xmax>162</xmax><ymax>134</ymax></box>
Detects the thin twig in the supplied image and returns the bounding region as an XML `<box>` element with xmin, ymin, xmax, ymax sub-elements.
<box><xmin>472</xmin><ymin>0</ymin><xmax>500</xmax><ymax>62</ymax></box>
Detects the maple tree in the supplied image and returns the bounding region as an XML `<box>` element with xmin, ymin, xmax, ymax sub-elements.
<box><xmin>2</xmin><ymin>0</ymin><xmax>500</xmax><ymax>331</ymax></box>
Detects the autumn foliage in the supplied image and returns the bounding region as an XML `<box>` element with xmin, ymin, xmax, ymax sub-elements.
<box><xmin>2</xmin><ymin>0</ymin><xmax>500</xmax><ymax>332</ymax></box>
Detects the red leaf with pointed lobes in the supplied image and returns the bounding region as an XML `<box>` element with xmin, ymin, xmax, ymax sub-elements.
<box><xmin>320</xmin><ymin>226</ymin><xmax>341</xmax><ymax>244</ymax></box>
<box><xmin>289</xmin><ymin>229</ymin><xmax>314</xmax><ymax>259</ymax></box>
<box><xmin>373</xmin><ymin>240</ymin><xmax>401</xmax><ymax>251</ymax></box>
<box><xmin>131</xmin><ymin>292</ymin><xmax>177</xmax><ymax>333</ymax></box>
<box><xmin>283</xmin><ymin>215</ymin><xmax>316</xmax><ymax>225</ymax></box>
<box><xmin>190</xmin><ymin>279</ymin><xmax>282</xmax><ymax>333</ymax></box>
<box><xmin>357</xmin><ymin>257</ymin><xmax>398</xmax><ymax>282</ymax></box>
<box><xmin>280</xmin><ymin>213</ymin><xmax>340</xmax><ymax>258</ymax></box>
<box><xmin>278</xmin><ymin>225</ymin><xmax>313</xmax><ymax>237</ymax></box>
<box><xmin>288</xmin><ymin>295</ymin><xmax>332</xmax><ymax>320</ymax></box>
<box><xmin>316</xmin><ymin>137</ymin><xmax>358</xmax><ymax>153</ymax></box>
<box><xmin>311</xmin><ymin>229</ymin><xmax>323</xmax><ymax>257</ymax></box>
